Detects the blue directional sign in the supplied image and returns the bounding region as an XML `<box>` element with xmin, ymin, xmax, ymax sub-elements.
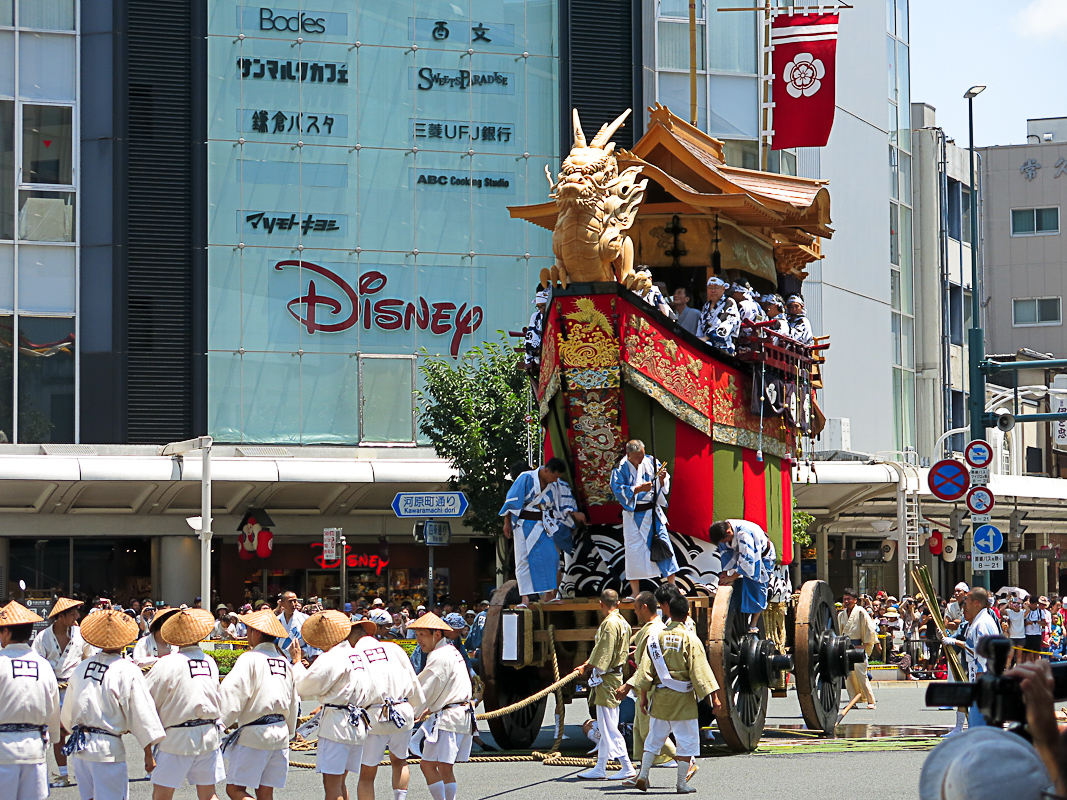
<box><xmin>392</xmin><ymin>492</ymin><xmax>469</xmax><ymax>518</ymax></box>
<box><xmin>973</xmin><ymin>524</ymin><xmax>1003</xmax><ymax>555</ymax></box>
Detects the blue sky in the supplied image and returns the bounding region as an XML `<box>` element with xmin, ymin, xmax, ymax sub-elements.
<box><xmin>910</xmin><ymin>0</ymin><xmax>1067</xmax><ymax>147</ymax></box>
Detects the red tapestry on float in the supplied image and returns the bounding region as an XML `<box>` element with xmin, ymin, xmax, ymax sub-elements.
<box><xmin>771</xmin><ymin>13</ymin><xmax>839</xmax><ymax>150</ymax></box>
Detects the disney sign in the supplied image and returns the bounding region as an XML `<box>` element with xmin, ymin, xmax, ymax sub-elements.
<box><xmin>274</xmin><ymin>260</ymin><xmax>484</xmax><ymax>358</ymax></box>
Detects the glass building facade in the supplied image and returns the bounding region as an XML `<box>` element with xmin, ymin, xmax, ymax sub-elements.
<box><xmin>206</xmin><ymin>1</ymin><xmax>559</xmax><ymax>444</ymax></box>
<box><xmin>0</xmin><ymin>0</ymin><xmax>78</xmax><ymax>444</ymax></box>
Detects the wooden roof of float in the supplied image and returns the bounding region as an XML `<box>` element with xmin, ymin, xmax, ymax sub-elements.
<box><xmin>509</xmin><ymin>104</ymin><xmax>833</xmax><ymax>278</ymax></box>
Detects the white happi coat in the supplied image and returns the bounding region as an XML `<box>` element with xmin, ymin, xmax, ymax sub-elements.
<box><xmin>131</xmin><ymin>632</ymin><xmax>177</xmax><ymax>667</ymax></box>
<box><xmin>219</xmin><ymin>642</ymin><xmax>300</xmax><ymax>750</ymax></box>
<box><xmin>610</xmin><ymin>455</ymin><xmax>673</xmax><ymax>580</ymax></box>
<box><xmin>61</xmin><ymin>652</ymin><xmax>166</xmax><ymax>762</ymax></box>
<box><xmin>353</xmin><ymin>635</ymin><xmax>425</xmax><ymax>735</ymax></box>
<box><xmin>144</xmin><ymin>645</ymin><xmax>222</xmax><ymax>756</ymax></box>
<box><xmin>293</xmin><ymin>640</ymin><xmax>373</xmax><ymax>745</ymax></box>
<box><xmin>415</xmin><ymin>637</ymin><xmax>473</xmax><ymax>736</ymax></box>
<box><xmin>0</xmin><ymin>643</ymin><xmax>60</xmax><ymax>765</ymax></box>
<box><xmin>32</xmin><ymin>624</ymin><xmax>90</xmax><ymax>681</ymax></box>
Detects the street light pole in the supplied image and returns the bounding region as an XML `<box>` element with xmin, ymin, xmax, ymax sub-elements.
<box><xmin>965</xmin><ymin>85</ymin><xmax>986</xmax><ymax>444</ymax></box>
<box><xmin>163</xmin><ymin>436</ymin><xmax>214</xmax><ymax>607</ymax></box>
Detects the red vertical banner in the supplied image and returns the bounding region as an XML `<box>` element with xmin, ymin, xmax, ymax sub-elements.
<box><xmin>770</xmin><ymin>13</ymin><xmax>839</xmax><ymax>150</ymax></box>
<box><xmin>781</xmin><ymin>459</ymin><xmax>793</xmax><ymax>564</ymax></box>
<box><xmin>668</xmin><ymin>417</ymin><xmax>717</xmax><ymax>541</ymax></box>
<box><xmin>742</xmin><ymin>449</ymin><xmax>767</xmax><ymax>530</ymax></box>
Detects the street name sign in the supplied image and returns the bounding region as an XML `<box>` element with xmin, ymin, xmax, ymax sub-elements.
<box><xmin>392</xmin><ymin>492</ymin><xmax>469</xmax><ymax>518</ymax></box>
<box><xmin>929</xmin><ymin>459</ymin><xmax>970</xmax><ymax>502</ymax></box>
<box><xmin>322</xmin><ymin>527</ymin><xmax>339</xmax><ymax>560</ymax></box>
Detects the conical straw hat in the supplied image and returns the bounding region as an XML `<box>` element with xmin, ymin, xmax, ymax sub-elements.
<box><xmin>407</xmin><ymin>611</ymin><xmax>451</xmax><ymax>632</ymax></box>
<box><xmin>240</xmin><ymin>608</ymin><xmax>288</xmax><ymax>638</ymax></box>
<box><xmin>48</xmin><ymin>598</ymin><xmax>83</xmax><ymax>618</ymax></box>
<box><xmin>148</xmin><ymin>607</ymin><xmax>181</xmax><ymax>634</ymax></box>
<box><xmin>353</xmin><ymin>617</ymin><xmax>378</xmax><ymax>634</ymax></box>
<box><xmin>161</xmin><ymin>608</ymin><xmax>215</xmax><ymax>647</ymax></box>
<box><xmin>80</xmin><ymin>609</ymin><xmax>138</xmax><ymax>649</ymax></box>
<box><xmin>0</xmin><ymin>601</ymin><xmax>44</xmax><ymax>626</ymax></box>
<box><xmin>302</xmin><ymin>610</ymin><xmax>352</xmax><ymax>649</ymax></box>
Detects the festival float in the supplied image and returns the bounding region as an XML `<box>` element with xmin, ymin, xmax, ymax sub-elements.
<box><xmin>476</xmin><ymin>105</ymin><xmax>864</xmax><ymax>752</ymax></box>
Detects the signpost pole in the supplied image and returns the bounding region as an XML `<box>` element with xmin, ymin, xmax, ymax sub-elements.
<box><xmin>428</xmin><ymin>536</ymin><xmax>434</xmax><ymax>608</ymax></box>
<box><xmin>339</xmin><ymin>530</ymin><xmax>347</xmax><ymax>611</ymax></box>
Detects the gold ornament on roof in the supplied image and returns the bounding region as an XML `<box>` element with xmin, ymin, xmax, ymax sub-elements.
<box><xmin>542</xmin><ymin>109</ymin><xmax>648</xmax><ymax>290</ymax></box>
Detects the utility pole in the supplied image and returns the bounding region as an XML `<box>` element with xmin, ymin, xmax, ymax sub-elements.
<box><xmin>964</xmin><ymin>85</ymin><xmax>985</xmax><ymax>443</ymax></box>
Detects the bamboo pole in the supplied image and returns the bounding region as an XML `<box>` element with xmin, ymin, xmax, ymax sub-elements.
<box><xmin>912</xmin><ymin>565</ymin><xmax>966</xmax><ymax>682</ymax></box>
<box><xmin>689</xmin><ymin>0</ymin><xmax>698</xmax><ymax>126</ymax></box>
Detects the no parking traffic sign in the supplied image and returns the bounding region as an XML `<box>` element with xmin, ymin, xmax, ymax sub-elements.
<box><xmin>929</xmin><ymin>459</ymin><xmax>970</xmax><ymax>502</ymax></box>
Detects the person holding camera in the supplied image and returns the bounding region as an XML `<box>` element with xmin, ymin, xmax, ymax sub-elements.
<box><xmin>943</xmin><ymin>587</ymin><xmax>1001</xmax><ymax>728</ymax></box>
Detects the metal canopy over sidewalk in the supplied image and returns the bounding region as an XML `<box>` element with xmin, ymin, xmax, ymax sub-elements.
<box><xmin>0</xmin><ymin>444</ymin><xmax>454</xmax><ymax>521</ymax></box>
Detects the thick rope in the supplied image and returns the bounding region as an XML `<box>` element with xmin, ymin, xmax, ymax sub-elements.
<box><xmin>476</xmin><ymin>667</ymin><xmax>582</xmax><ymax>721</ymax></box>
<box><xmin>548</xmin><ymin>625</ymin><xmax>565</xmax><ymax>751</ymax></box>
<box><xmin>290</xmin><ymin>751</ymin><xmax>619</xmax><ymax>770</ymax></box>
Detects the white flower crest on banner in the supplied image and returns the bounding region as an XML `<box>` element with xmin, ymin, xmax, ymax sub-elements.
<box><xmin>783</xmin><ymin>52</ymin><xmax>825</xmax><ymax>98</ymax></box>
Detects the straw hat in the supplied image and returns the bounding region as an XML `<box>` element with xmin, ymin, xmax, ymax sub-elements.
<box><xmin>240</xmin><ymin>608</ymin><xmax>288</xmax><ymax>638</ymax></box>
<box><xmin>407</xmin><ymin>611</ymin><xmax>451</xmax><ymax>632</ymax></box>
<box><xmin>353</xmin><ymin>617</ymin><xmax>378</xmax><ymax>634</ymax></box>
<box><xmin>80</xmin><ymin>609</ymin><xmax>138</xmax><ymax>650</ymax></box>
<box><xmin>0</xmin><ymin>601</ymin><xmax>44</xmax><ymax>626</ymax></box>
<box><xmin>149</xmin><ymin>607</ymin><xmax>181</xmax><ymax>633</ymax></box>
<box><xmin>48</xmin><ymin>598</ymin><xmax>83</xmax><ymax>618</ymax></box>
<box><xmin>161</xmin><ymin>608</ymin><xmax>215</xmax><ymax>647</ymax></box>
<box><xmin>302</xmin><ymin>610</ymin><xmax>352</xmax><ymax>649</ymax></box>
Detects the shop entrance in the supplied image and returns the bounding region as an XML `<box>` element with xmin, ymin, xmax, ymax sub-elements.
<box><xmin>8</xmin><ymin>537</ymin><xmax>151</xmax><ymax>603</ymax></box>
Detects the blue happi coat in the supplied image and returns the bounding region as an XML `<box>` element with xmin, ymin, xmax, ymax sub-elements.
<box><xmin>499</xmin><ymin>470</ymin><xmax>577</xmax><ymax>596</ymax></box>
<box><xmin>718</xmin><ymin>519</ymin><xmax>776</xmax><ymax>614</ymax></box>
<box><xmin>610</xmin><ymin>455</ymin><xmax>678</xmax><ymax>580</ymax></box>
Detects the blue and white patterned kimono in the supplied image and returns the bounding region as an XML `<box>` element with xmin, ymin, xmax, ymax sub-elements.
<box><xmin>610</xmin><ymin>456</ymin><xmax>678</xmax><ymax>580</ymax></box>
<box><xmin>718</xmin><ymin>519</ymin><xmax>777</xmax><ymax>614</ymax></box>
<box><xmin>787</xmin><ymin>313</ymin><xmax>814</xmax><ymax>346</ymax></box>
<box><xmin>499</xmin><ymin>470</ymin><xmax>578</xmax><ymax>596</ymax></box>
<box><xmin>697</xmin><ymin>296</ymin><xmax>741</xmax><ymax>355</ymax></box>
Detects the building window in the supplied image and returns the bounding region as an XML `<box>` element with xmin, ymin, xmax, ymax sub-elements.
<box><xmin>1011</xmin><ymin>207</ymin><xmax>1059</xmax><ymax>236</ymax></box>
<box><xmin>21</xmin><ymin>105</ymin><xmax>72</xmax><ymax>186</ymax></box>
<box><xmin>0</xmin><ymin>100</ymin><xmax>12</xmax><ymax>240</ymax></box>
<box><xmin>1012</xmin><ymin>297</ymin><xmax>1061</xmax><ymax>327</ymax></box>
<box><xmin>16</xmin><ymin>315</ymin><xmax>75</xmax><ymax>443</ymax></box>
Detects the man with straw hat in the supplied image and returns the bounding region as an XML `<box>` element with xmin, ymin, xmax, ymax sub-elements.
<box><xmin>0</xmin><ymin>601</ymin><xmax>61</xmax><ymax>800</ymax></box>
<box><xmin>408</xmin><ymin>612</ymin><xmax>474</xmax><ymax>800</ymax></box>
<box><xmin>144</xmin><ymin>607</ymin><xmax>225</xmax><ymax>799</ymax></box>
<box><xmin>132</xmin><ymin>607</ymin><xmax>180</xmax><ymax>667</ymax></box>
<box><xmin>220</xmin><ymin>607</ymin><xmax>301</xmax><ymax>800</ymax></box>
<box><xmin>352</xmin><ymin>611</ymin><xmax>425</xmax><ymax>800</ymax></box>
<box><xmin>32</xmin><ymin>597</ymin><xmax>90</xmax><ymax>788</ymax></box>
<box><xmin>61</xmin><ymin>608</ymin><xmax>166</xmax><ymax>800</ymax></box>
<box><xmin>292</xmin><ymin>610</ymin><xmax>372</xmax><ymax>800</ymax></box>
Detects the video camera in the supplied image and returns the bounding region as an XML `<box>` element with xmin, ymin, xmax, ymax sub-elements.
<box><xmin>925</xmin><ymin>635</ymin><xmax>1067</xmax><ymax>726</ymax></box>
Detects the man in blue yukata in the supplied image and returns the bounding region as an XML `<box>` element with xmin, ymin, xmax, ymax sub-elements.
<box><xmin>708</xmin><ymin>519</ymin><xmax>777</xmax><ymax>634</ymax></box>
<box><xmin>610</xmin><ymin>440</ymin><xmax>679</xmax><ymax>598</ymax></box>
<box><xmin>500</xmin><ymin>458</ymin><xmax>586</xmax><ymax>606</ymax></box>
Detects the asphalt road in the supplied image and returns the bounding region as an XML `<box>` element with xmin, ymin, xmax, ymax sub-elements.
<box><xmin>46</xmin><ymin>683</ymin><xmax>951</xmax><ymax>799</ymax></box>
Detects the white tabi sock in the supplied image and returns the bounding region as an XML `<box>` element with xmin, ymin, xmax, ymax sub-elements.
<box><xmin>444</xmin><ymin>782</ymin><xmax>458</xmax><ymax>800</ymax></box>
<box><xmin>676</xmin><ymin>761</ymin><xmax>696</xmax><ymax>792</ymax></box>
<box><xmin>394</xmin><ymin>791</ymin><xmax>408</xmax><ymax>800</ymax></box>
<box><xmin>619</xmin><ymin>753</ymin><xmax>634</xmax><ymax>774</ymax></box>
<box><xmin>638</xmin><ymin>751</ymin><xmax>655</xmax><ymax>782</ymax></box>
<box><xmin>956</xmin><ymin>711</ymin><xmax>966</xmax><ymax>729</ymax></box>
<box><xmin>427</xmin><ymin>782</ymin><xmax>446</xmax><ymax>800</ymax></box>
<box><xmin>58</xmin><ymin>766</ymin><xmax>68</xmax><ymax>777</ymax></box>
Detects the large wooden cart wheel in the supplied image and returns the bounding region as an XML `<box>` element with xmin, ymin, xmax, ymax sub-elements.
<box><xmin>794</xmin><ymin>580</ymin><xmax>865</xmax><ymax>734</ymax></box>
<box><xmin>708</xmin><ymin>583</ymin><xmax>793</xmax><ymax>752</ymax></box>
<box><xmin>479</xmin><ymin>580</ymin><xmax>548</xmax><ymax>749</ymax></box>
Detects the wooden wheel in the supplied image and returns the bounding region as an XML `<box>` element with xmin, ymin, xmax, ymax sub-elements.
<box><xmin>708</xmin><ymin>583</ymin><xmax>789</xmax><ymax>752</ymax></box>
<box><xmin>479</xmin><ymin>581</ymin><xmax>548</xmax><ymax>749</ymax></box>
<box><xmin>794</xmin><ymin>580</ymin><xmax>860</xmax><ymax>734</ymax></box>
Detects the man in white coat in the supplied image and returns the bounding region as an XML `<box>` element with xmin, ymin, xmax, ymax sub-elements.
<box><xmin>145</xmin><ymin>608</ymin><xmax>225</xmax><ymax>800</ymax></box>
<box><xmin>409</xmin><ymin>613</ymin><xmax>474</xmax><ymax>800</ymax></box>
<box><xmin>353</xmin><ymin>613</ymin><xmax>425</xmax><ymax>800</ymax></box>
<box><xmin>0</xmin><ymin>601</ymin><xmax>61</xmax><ymax>800</ymax></box>
<box><xmin>32</xmin><ymin>597</ymin><xmax>89</xmax><ymax>787</ymax></box>
<box><xmin>838</xmin><ymin>588</ymin><xmax>878</xmax><ymax>710</ymax></box>
<box><xmin>220</xmin><ymin>609</ymin><xmax>301</xmax><ymax>800</ymax></box>
<box><xmin>132</xmin><ymin>607</ymin><xmax>180</xmax><ymax>668</ymax></box>
<box><xmin>293</xmin><ymin>610</ymin><xmax>373</xmax><ymax>800</ymax></box>
<box><xmin>61</xmin><ymin>609</ymin><xmax>166</xmax><ymax>800</ymax></box>
<box><xmin>609</xmin><ymin>440</ymin><xmax>679</xmax><ymax>598</ymax></box>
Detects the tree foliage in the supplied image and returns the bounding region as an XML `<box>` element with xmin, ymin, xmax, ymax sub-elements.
<box><xmin>416</xmin><ymin>336</ymin><xmax>538</xmax><ymax>539</ymax></box>
<box><xmin>792</xmin><ymin>498</ymin><xmax>814</xmax><ymax>549</ymax></box>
